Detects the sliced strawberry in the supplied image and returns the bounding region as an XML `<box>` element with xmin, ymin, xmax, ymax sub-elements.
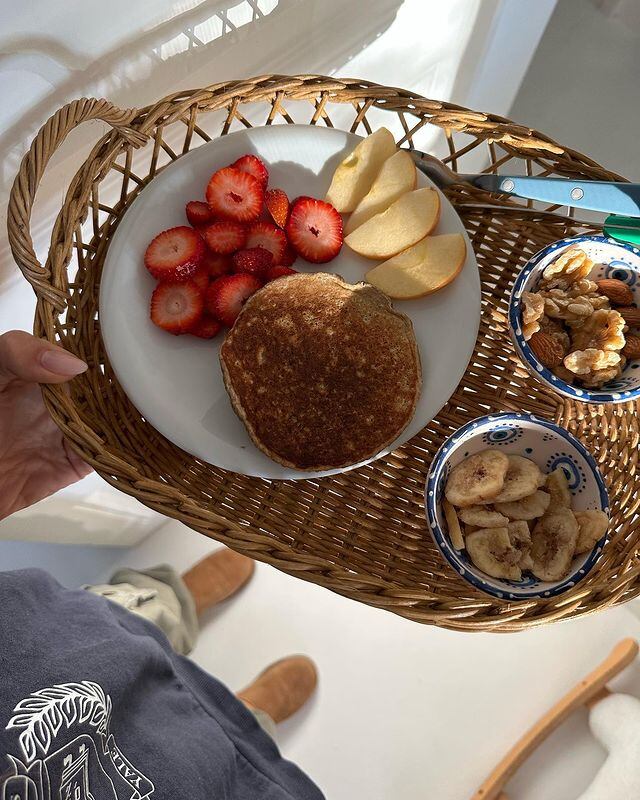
<box><xmin>206</xmin><ymin>167</ymin><xmax>263</xmax><ymax>223</ymax></box>
<box><xmin>191</xmin><ymin>266</ymin><xmax>209</xmax><ymax>293</ymax></box>
<box><xmin>265</xmin><ymin>188</ymin><xmax>289</xmax><ymax>227</ymax></box>
<box><xmin>202</xmin><ymin>221</ymin><xmax>247</xmax><ymax>254</ymax></box>
<box><xmin>286</xmin><ymin>197</ymin><xmax>343</xmax><ymax>263</ymax></box>
<box><xmin>279</xmin><ymin>243</ymin><xmax>297</xmax><ymax>267</ymax></box>
<box><xmin>206</xmin><ymin>274</ymin><xmax>262</xmax><ymax>326</ymax></box>
<box><xmin>245</xmin><ymin>221</ymin><xmax>287</xmax><ymax>264</ymax></box>
<box><xmin>232</xmin><ymin>154</ymin><xmax>269</xmax><ymax>191</ymax></box>
<box><xmin>202</xmin><ymin>251</ymin><xmax>232</xmax><ymax>279</ymax></box>
<box><xmin>189</xmin><ymin>314</ymin><xmax>222</xmax><ymax>339</ymax></box>
<box><xmin>232</xmin><ymin>247</ymin><xmax>273</xmax><ymax>279</ymax></box>
<box><xmin>150</xmin><ymin>280</ymin><xmax>203</xmax><ymax>334</ymax></box>
<box><xmin>186</xmin><ymin>201</ymin><xmax>215</xmax><ymax>227</ymax></box>
<box><xmin>144</xmin><ymin>226</ymin><xmax>204</xmax><ymax>281</ymax></box>
<box><xmin>266</xmin><ymin>265</ymin><xmax>297</xmax><ymax>282</ymax></box>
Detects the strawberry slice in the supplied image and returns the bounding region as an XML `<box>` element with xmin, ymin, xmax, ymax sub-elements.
<box><xmin>206</xmin><ymin>274</ymin><xmax>262</xmax><ymax>326</ymax></box>
<box><xmin>144</xmin><ymin>226</ymin><xmax>205</xmax><ymax>281</ymax></box>
<box><xmin>150</xmin><ymin>280</ymin><xmax>204</xmax><ymax>334</ymax></box>
<box><xmin>286</xmin><ymin>197</ymin><xmax>343</xmax><ymax>263</ymax></box>
<box><xmin>266</xmin><ymin>265</ymin><xmax>297</xmax><ymax>282</ymax></box>
<box><xmin>279</xmin><ymin>243</ymin><xmax>297</xmax><ymax>267</ymax></box>
<box><xmin>265</xmin><ymin>188</ymin><xmax>289</xmax><ymax>227</ymax></box>
<box><xmin>189</xmin><ymin>314</ymin><xmax>222</xmax><ymax>339</ymax></box>
<box><xmin>202</xmin><ymin>251</ymin><xmax>232</xmax><ymax>279</ymax></box>
<box><xmin>232</xmin><ymin>154</ymin><xmax>269</xmax><ymax>191</ymax></box>
<box><xmin>186</xmin><ymin>201</ymin><xmax>215</xmax><ymax>227</ymax></box>
<box><xmin>245</xmin><ymin>221</ymin><xmax>287</xmax><ymax>264</ymax></box>
<box><xmin>232</xmin><ymin>247</ymin><xmax>273</xmax><ymax>279</ymax></box>
<box><xmin>206</xmin><ymin>167</ymin><xmax>263</xmax><ymax>223</ymax></box>
<box><xmin>202</xmin><ymin>221</ymin><xmax>247</xmax><ymax>254</ymax></box>
<box><xmin>191</xmin><ymin>267</ymin><xmax>209</xmax><ymax>293</ymax></box>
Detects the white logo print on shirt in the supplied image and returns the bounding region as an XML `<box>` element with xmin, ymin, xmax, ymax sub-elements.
<box><xmin>2</xmin><ymin>681</ymin><xmax>154</xmax><ymax>800</ymax></box>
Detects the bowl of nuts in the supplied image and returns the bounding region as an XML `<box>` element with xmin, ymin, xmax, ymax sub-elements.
<box><xmin>425</xmin><ymin>412</ymin><xmax>609</xmax><ymax>600</ymax></box>
<box><xmin>509</xmin><ymin>235</ymin><xmax>640</xmax><ymax>402</ymax></box>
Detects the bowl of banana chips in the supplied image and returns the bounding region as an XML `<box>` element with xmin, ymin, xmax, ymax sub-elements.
<box><xmin>425</xmin><ymin>412</ymin><xmax>609</xmax><ymax>600</ymax></box>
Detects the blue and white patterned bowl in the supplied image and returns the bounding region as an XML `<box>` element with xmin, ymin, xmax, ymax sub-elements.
<box><xmin>509</xmin><ymin>235</ymin><xmax>640</xmax><ymax>403</ymax></box>
<box><xmin>425</xmin><ymin>413</ymin><xmax>609</xmax><ymax>601</ymax></box>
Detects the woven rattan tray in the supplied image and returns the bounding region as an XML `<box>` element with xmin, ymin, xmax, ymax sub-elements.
<box><xmin>9</xmin><ymin>75</ymin><xmax>640</xmax><ymax>632</ymax></box>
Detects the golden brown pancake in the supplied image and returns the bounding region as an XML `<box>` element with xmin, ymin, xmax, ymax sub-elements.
<box><xmin>220</xmin><ymin>272</ymin><xmax>421</xmax><ymax>471</ymax></box>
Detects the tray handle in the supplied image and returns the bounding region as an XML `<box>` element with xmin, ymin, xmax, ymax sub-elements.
<box><xmin>7</xmin><ymin>97</ymin><xmax>147</xmax><ymax>310</ymax></box>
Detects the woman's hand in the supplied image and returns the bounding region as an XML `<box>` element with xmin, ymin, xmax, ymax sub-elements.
<box><xmin>0</xmin><ymin>330</ymin><xmax>92</xmax><ymax>520</ymax></box>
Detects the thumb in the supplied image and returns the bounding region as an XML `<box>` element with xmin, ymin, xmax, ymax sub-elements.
<box><xmin>0</xmin><ymin>330</ymin><xmax>88</xmax><ymax>388</ymax></box>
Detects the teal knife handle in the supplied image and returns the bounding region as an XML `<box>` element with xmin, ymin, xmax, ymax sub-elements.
<box><xmin>471</xmin><ymin>175</ymin><xmax>640</xmax><ymax>217</ymax></box>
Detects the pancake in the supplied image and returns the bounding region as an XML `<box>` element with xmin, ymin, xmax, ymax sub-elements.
<box><xmin>220</xmin><ymin>272</ymin><xmax>422</xmax><ymax>471</ymax></box>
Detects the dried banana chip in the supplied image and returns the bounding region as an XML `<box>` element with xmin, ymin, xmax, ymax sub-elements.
<box><xmin>466</xmin><ymin>528</ymin><xmax>522</xmax><ymax>581</ymax></box>
<box><xmin>492</xmin><ymin>456</ymin><xmax>543</xmax><ymax>504</ymax></box>
<box><xmin>574</xmin><ymin>510</ymin><xmax>609</xmax><ymax>555</ymax></box>
<box><xmin>546</xmin><ymin>468</ymin><xmax>571</xmax><ymax>509</ymax></box>
<box><xmin>445</xmin><ymin>449</ymin><xmax>509</xmax><ymax>507</ymax></box>
<box><xmin>530</xmin><ymin>510</ymin><xmax>578</xmax><ymax>581</ymax></box>
<box><xmin>495</xmin><ymin>489</ymin><xmax>551</xmax><ymax>521</ymax></box>
<box><xmin>443</xmin><ymin>499</ymin><xmax>464</xmax><ymax>551</ymax></box>
<box><xmin>507</xmin><ymin>520</ymin><xmax>533</xmax><ymax>570</ymax></box>
<box><xmin>458</xmin><ymin>505</ymin><xmax>509</xmax><ymax>528</ymax></box>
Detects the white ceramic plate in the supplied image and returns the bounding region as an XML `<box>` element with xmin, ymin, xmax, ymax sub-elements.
<box><xmin>100</xmin><ymin>124</ymin><xmax>480</xmax><ymax>479</ymax></box>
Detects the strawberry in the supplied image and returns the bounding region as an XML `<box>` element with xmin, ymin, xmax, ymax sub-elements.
<box><xmin>206</xmin><ymin>166</ymin><xmax>263</xmax><ymax>223</ymax></box>
<box><xmin>150</xmin><ymin>280</ymin><xmax>204</xmax><ymax>334</ymax></box>
<box><xmin>191</xmin><ymin>267</ymin><xmax>210</xmax><ymax>293</ymax></box>
<box><xmin>232</xmin><ymin>154</ymin><xmax>269</xmax><ymax>191</ymax></box>
<box><xmin>144</xmin><ymin>226</ymin><xmax>205</xmax><ymax>281</ymax></box>
<box><xmin>206</xmin><ymin>274</ymin><xmax>262</xmax><ymax>326</ymax></box>
<box><xmin>279</xmin><ymin>243</ymin><xmax>297</xmax><ymax>267</ymax></box>
<box><xmin>266</xmin><ymin>265</ymin><xmax>297</xmax><ymax>282</ymax></box>
<box><xmin>265</xmin><ymin>188</ymin><xmax>289</xmax><ymax>228</ymax></box>
<box><xmin>245</xmin><ymin>221</ymin><xmax>287</xmax><ymax>264</ymax></box>
<box><xmin>189</xmin><ymin>314</ymin><xmax>222</xmax><ymax>339</ymax></box>
<box><xmin>232</xmin><ymin>247</ymin><xmax>272</xmax><ymax>278</ymax></box>
<box><xmin>202</xmin><ymin>221</ymin><xmax>247</xmax><ymax>254</ymax></box>
<box><xmin>286</xmin><ymin>197</ymin><xmax>343</xmax><ymax>263</ymax></box>
<box><xmin>202</xmin><ymin>251</ymin><xmax>232</xmax><ymax>279</ymax></box>
<box><xmin>186</xmin><ymin>200</ymin><xmax>214</xmax><ymax>227</ymax></box>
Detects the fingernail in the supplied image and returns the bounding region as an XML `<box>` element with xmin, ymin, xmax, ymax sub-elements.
<box><xmin>40</xmin><ymin>349</ymin><xmax>88</xmax><ymax>376</ymax></box>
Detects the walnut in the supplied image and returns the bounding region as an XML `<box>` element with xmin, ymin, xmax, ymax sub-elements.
<box><xmin>580</xmin><ymin>364</ymin><xmax>622</xmax><ymax>388</ymax></box>
<box><xmin>543</xmin><ymin>294</ymin><xmax>595</xmax><ymax>322</ymax></box>
<box><xmin>569</xmin><ymin>309</ymin><xmax>626</xmax><ymax>353</ymax></box>
<box><xmin>543</xmin><ymin>277</ymin><xmax>599</xmax><ymax>295</ymax></box>
<box><xmin>522</xmin><ymin>292</ymin><xmax>545</xmax><ymax>340</ymax></box>
<box><xmin>542</xmin><ymin>247</ymin><xmax>593</xmax><ymax>285</ymax></box>
<box><xmin>564</xmin><ymin>349</ymin><xmax>621</xmax><ymax>376</ymax></box>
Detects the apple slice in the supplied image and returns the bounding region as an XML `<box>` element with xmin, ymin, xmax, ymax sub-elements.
<box><xmin>345</xmin><ymin>150</ymin><xmax>417</xmax><ymax>234</ymax></box>
<box><xmin>325</xmin><ymin>128</ymin><xmax>397</xmax><ymax>213</ymax></box>
<box><xmin>344</xmin><ymin>187</ymin><xmax>440</xmax><ymax>260</ymax></box>
<box><xmin>365</xmin><ymin>233</ymin><xmax>466</xmax><ymax>299</ymax></box>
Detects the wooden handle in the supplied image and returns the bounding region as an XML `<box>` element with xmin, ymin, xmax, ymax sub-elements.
<box><xmin>7</xmin><ymin>97</ymin><xmax>147</xmax><ymax>311</ymax></box>
<box><xmin>471</xmin><ymin>638</ymin><xmax>638</xmax><ymax>800</ymax></box>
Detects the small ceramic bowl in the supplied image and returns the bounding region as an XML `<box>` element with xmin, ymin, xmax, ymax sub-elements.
<box><xmin>509</xmin><ymin>234</ymin><xmax>640</xmax><ymax>403</ymax></box>
<box><xmin>425</xmin><ymin>412</ymin><xmax>609</xmax><ymax>601</ymax></box>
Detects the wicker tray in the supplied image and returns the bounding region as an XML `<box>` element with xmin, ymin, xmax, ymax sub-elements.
<box><xmin>9</xmin><ymin>75</ymin><xmax>640</xmax><ymax>632</ymax></box>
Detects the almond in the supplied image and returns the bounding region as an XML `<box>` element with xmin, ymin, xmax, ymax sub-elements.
<box><xmin>595</xmin><ymin>279</ymin><xmax>634</xmax><ymax>307</ymax></box>
<box><xmin>623</xmin><ymin>334</ymin><xmax>640</xmax><ymax>359</ymax></box>
<box><xmin>618</xmin><ymin>306</ymin><xmax>640</xmax><ymax>328</ymax></box>
<box><xmin>528</xmin><ymin>331</ymin><xmax>564</xmax><ymax>368</ymax></box>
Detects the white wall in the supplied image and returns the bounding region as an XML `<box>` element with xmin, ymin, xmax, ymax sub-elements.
<box><xmin>0</xmin><ymin>0</ymin><xmax>556</xmax><ymax>545</ymax></box>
